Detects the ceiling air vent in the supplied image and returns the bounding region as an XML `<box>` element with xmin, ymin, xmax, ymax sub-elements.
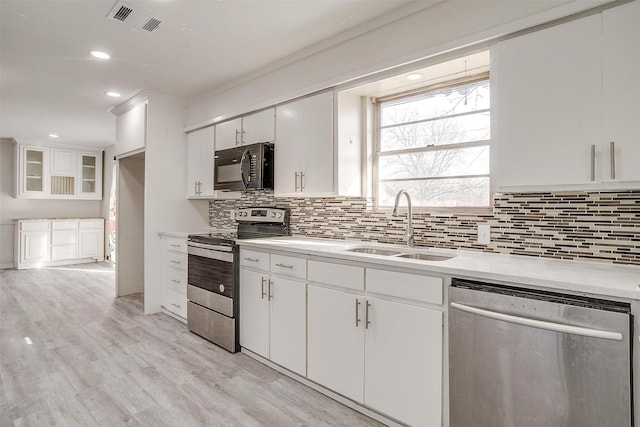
<box><xmin>106</xmin><ymin>1</ymin><xmax>162</xmax><ymax>32</ymax></box>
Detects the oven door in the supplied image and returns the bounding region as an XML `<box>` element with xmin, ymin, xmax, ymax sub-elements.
<box><xmin>187</xmin><ymin>246</ymin><xmax>234</xmax><ymax>298</ymax></box>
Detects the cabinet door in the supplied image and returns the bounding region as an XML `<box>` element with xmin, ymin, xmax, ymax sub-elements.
<box><xmin>239</xmin><ymin>268</ymin><xmax>270</xmax><ymax>358</ymax></box>
<box><xmin>275</xmin><ymin>92</ymin><xmax>334</xmax><ymax>195</ymax></box>
<box><xmin>78</xmin><ymin>220</ymin><xmax>104</xmax><ymax>259</ymax></box>
<box><xmin>269</xmin><ymin>277</ymin><xmax>306</xmax><ymax>376</ymax></box>
<box><xmin>20</xmin><ymin>146</ymin><xmax>48</xmax><ymax>197</ymax></box>
<box><xmin>115</xmin><ymin>102</ymin><xmax>146</xmax><ymax>157</ymax></box>
<box><xmin>50</xmin><ymin>148</ymin><xmax>76</xmax><ymax>176</ymax></box>
<box><xmin>308</xmin><ymin>285</ymin><xmax>365</xmax><ymax>403</ymax></box>
<box><xmin>22</xmin><ymin>231</ymin><xmax>49</xmax><ymax>263</ymax></box>
<box><xmin>186</xmin><ymin>126</ymin><xmax>215</xmax><ymax>198</ymax></box>
<box><xmin>77</xmin><ymin>152</ymin><xmax>102</xmax><ymax>199</ymax></box>
<box><xmin>242</xmin><ymin>108</ymin><xmax>275</xmax><ymax>145</ymax></box>
<box><xmin>496</xmin><ymin>15</ymin><xmax>602</xmax><ymax>189</ymax></box>
<box><xmin>215</xmin><ymin>118</ymin><xmax>242</xmax><ymax>151</ymax></box>
<box><xmin>602</xmin><ymin>1</ymin><xmax>640</xmax><ymax>183</ymax></box>
<box><xmin>364</xmin><ymin>297</ymin><xmax>443</xmax><ymax>427</ymax></box>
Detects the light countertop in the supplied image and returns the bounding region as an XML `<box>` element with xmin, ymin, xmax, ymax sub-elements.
<box><xmin>237</xmin><ymin>236</ymin><xmax>640</xmax><ymax>301</ymax></box>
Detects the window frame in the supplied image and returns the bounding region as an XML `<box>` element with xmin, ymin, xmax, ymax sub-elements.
<box><xmin>373</xmin><ymin>72</ymin><xmax>492</xmax><ymax>211</ymax></box>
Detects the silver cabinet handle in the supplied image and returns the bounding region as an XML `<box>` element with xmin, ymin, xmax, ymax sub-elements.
<box><xmin>171</xmin><ymin>303</ymin><xmax>181</xmax><ymax>308</ymax></box>
<box><xmin>355</xmin><ymin>299</ymin><xmax>361</xmax><ymax>327</ymax></box>
<box><xmin>241</xmin><ymin>130</ymin><xmax>246</xmax><ymax>144</ymax></box>
<box><xmin>235</xmin><ymin>129</ymin><xmax>240</xmax><ymax>145</ymax></box>
<box><xmin>170</xmin><ymin>244</ymin><xmax>180</xmax><ymax>248</ymax></box>
<box><xmin>294</xmin><ymin>171</ymin><xmax>299</xmax><ymax>192</ymax></box>
<box><xmin>194</xmin><ymin>181</ymin><xmax>198</xmax><ymax>195</ymax></box>
<box><xmin>365</xmin><ymin>301</ymin><xmax>372</xmax><ymax>329</ymax></box>
<box><xmin>275</xmin><ymin>263</ymin><xmax>293</xmax><ymax>269</ymax></box>
<box><xmin>170</xmin><ymin>279</ymin><xmax>180</xmax><ymax>283</ymax></box>
<box><xmin>170</xmin><ymin>260</ymin><xmax>181</xmax><ymax>264</ymax></box>
<box><xmin>610</xmin><ymin>141</ymin><xmax>616</xmax><ymax>180</ymax></box>
<box><xmin>590</xmin><ymin>144</ymin><xmax>596</xmax><ymax>181</ymax></box>
<box><xmin>450</xmin><ymin>302</ymin><xmax>623</xmax><ymax>341</ymax></box>
<box><xmin>268</xmin><ymin>279</ymin><xmax>273</xmax><ymax>301</ymax></box>
<box><xmin>243</xmin><ymin>257</ymin><xmax>259</xmax><ymax>262</ymax></box>
<box><xmin>300</xmin><ymin>171</ymin><xmax>305</xmax><ymax>191</ymax></box>
<box><xmin>261</xmin><ymin>277</ymin><xmax>266</xmax><ymax>299</ymax></box>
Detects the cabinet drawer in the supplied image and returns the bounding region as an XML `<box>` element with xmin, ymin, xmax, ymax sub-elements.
<box><xmin>240</xmin><ymin>249</ymin><xmax>270</xmax><ymax>271</ymax></box>
<box><xmin>167</xmin><ymin>252</ymin><xmax>187</xmax><ymax>271</ymax></box>
<box><xmin>271</xmin><ymin>254</ymin><xmax>306</xmax><ymax>279</ymax></box>
<box><xmin>167</xmin><ymin>267</ymin><xmax>187</xmax><ymax>294</ymax></box>
<box><xmin>51</xmin><ymin>220</ymin><xmax>77</xmax><ymax>230</ymax></box>
<box><xmin>166</xmin><ymin>237</ymin><xmax>187</xmax><ymax>254</ymax></box>
<box><xmin>366</xmin><ymin>269</ymin><xmax>443</xmax><ymax>305</ymax></box>
<box><xmin>79</xmin><ymin>219</ymin><xmax>103</xmax><ymax>230</ymax></box>
<box><xmin>163</xmin><ymin>289</ymin><xmax>187</xmax><ymax>318</ymax></box>
<box><xmin>308</xmin><ymin>260</ymin><xmax>364</xmax><ymax>291</ymax></box>
<box><xmin>51</xmin><ymin>245</ymin><xmax>77</xmax><ymax>261</ymax></box>
<box><xmin>20</xmin><ymin>221</ymin><xmax>49</xmax><ymax>232</ymax></box>
<box><xmin>51</xmin><ymin>229</ymin><xmax>76</xmax><ymax>245</ymax></box>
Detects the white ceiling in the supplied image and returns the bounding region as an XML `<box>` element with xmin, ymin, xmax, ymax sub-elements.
<box><xmin>0</xmin><ymin>0</ymin><xmax>417</xmax><ymax>148</ymax></box>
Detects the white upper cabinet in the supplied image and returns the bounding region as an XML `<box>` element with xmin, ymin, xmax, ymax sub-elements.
<box><xmin>16</xmin><ymin>144</ymin><xmax>102</xmax><ymax>200</ymax></box>
<box><xmin>496</xmin><ymin>4</ymin><xmax>640</xmax><ymax>190</ymax></box>
<box><xmin>186</xmin><ymin>126</ymin><xmax>215</xmax><ymax>198</ymax></box>
<box><xmin>275</xmin><ymin>92</ymin><xmax>335</xmax><ymax>195</ymax></box>
<box><xmin>495</xmin><ymin>14</ymin><xmax>602</xmax><ymax>190</ymax></box>
<box><xmin>115</xmin><ymin>102</ymin><xmax>147</xmax><ymax>158</ymax></box>
<box><xmin>242</xmin><ymin>109</ymin><xmax>275</xmax><ymax>145</ymax></box>
<box><xmin>214</xmin><ymin>117</ymin><xmax>242</xmax><ymax>151</ymax></box>
<box><xmin>214</xmin><ymin>108</ymin><xmax>275</xmax><ymax>151</ymax></box>
<box><xmin>602</xmin><ymin>0</ymin><xmax>640</xmax><ymax>183</ymax></box>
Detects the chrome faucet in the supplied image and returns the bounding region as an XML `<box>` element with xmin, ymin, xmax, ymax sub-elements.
<box><xmin>392</xmin><ymin>190</ymin><xmax>414</xmax><ymax>247</ymax></box>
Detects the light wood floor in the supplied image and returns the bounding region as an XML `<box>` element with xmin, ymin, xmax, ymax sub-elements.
<box><xmin>0</xmin><ymin>263</ymin><xmax>383</xmax><ymax>427</ymax></box>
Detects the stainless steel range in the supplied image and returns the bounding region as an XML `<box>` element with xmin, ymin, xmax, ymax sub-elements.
<box><xmin>186</xmin><ymin>207</ymin><xmax>289</xmax><ymax>352</ymax></box>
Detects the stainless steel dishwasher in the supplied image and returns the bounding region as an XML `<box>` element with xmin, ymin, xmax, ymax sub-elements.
<box><xmin>449</xmin><ymin>278</ymin><xmax>632</xmax><ymax>427</ymax></box>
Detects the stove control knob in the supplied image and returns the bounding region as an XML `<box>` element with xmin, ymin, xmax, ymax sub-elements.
<box><xmin>219</xmin><ymin>284</ymin><xmax>225</xmax><ymax>293</ymax></box>
<box><xmin>271</xmin><ymin>212</ymin><xmax>276</xmax><ymax>218</ymax></box>
<box><xmin>276</xmin><ymin>213</ymin><xmax>282</xmax><ymax>218</ymax></box>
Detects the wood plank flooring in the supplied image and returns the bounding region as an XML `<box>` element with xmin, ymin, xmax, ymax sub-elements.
<box><xmin>0</xmin><ymin>263</ymin><xmax>383</xmax><ymax>427</ymax></box>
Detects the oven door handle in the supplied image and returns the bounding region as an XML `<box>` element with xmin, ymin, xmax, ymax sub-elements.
<box><xmin>188</xmin><ymin>246</ymin><xmax>234</xmax><ymax>262</ymax></box>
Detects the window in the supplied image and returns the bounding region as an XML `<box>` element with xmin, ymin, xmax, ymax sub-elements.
<box><xmin>376</xmin><ymin>76</ymin><xmax>490</xmax><ymax>208</ymax></box>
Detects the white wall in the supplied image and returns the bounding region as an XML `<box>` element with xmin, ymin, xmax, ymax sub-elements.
<box><xmin>0</xmin><ymin>138</ymin><xmax>103</xmax><ymax>268</ymax></box>
<box><xmin>142</xmin><ymin>92</ymin><xmax>210</xmax><ymax>314</ymax></box>
<box><xmin>186</xmin><ymin>0</ymin><xmax>612</xmax><ymax>127</ymax></box>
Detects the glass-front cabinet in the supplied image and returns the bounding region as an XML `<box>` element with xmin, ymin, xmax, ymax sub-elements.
<box><xmin>16</xmin><ymin>143</ymin><xmax>102</xmax><ymax>200</ymax></box>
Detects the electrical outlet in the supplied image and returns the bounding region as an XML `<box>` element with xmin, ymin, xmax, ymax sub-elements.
<box><xmin>478</xmin><ymin>224</ymin><xmax>491</xmax><ymax>245</ymax></box>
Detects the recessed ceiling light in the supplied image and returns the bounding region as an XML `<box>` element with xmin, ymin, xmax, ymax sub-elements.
<box><xmin>406</xmin><ymin>73</ymin><xmax>423</xmax><ymax>81</ymax></box>
<box><xmin>105</xmin><ymin>91</ymin><xmax>121</xmax><ymax>98</ymax></box>
<box><xmin>49</xmin><ymin>134</ymin><xmax>59</xmax><ymax>138</ymax></box>
<box><xmin>90</xmin><ymin>50</ymin><xmax>110</xmax><ymax>60</ymax></box>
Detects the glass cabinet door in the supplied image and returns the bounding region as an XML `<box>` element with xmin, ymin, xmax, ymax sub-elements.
<box><xmin>77</xmin><ymin>152</ymin><xmax>102</xmax><ymax>199</ymax></box>
<box><xmin>24</xmin><ymin>147</ymin><xmax>46</xmax><ymax>194</ymax></box>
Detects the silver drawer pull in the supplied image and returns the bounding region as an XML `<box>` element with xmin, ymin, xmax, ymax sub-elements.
<box><xmin>610</xmin><ymin>141</ymin><xmax>616</xmax><ymax>180</ymax></box>
<box><xmin>275</xmin><ymin>263</ymin><xmax>294</xmax><ymax>269</ymax></box>
<box><xmin>170</xmin><ymin>260</ymin><xmax>181</xmax><ymax>264</ymax></box>
<box><xmin>170</xmin><ymin>244</ymin><xmax>180</xmax><ymax>248</ymax></box>
<box><xmin>243</xmin><ymin>257</ymin><xmax>259</xmax><ymax>262</ymax></box>
<box><xmin>171</xmin><ymin>279</ymin><xmax>180</xmax><ymax>283</ymax></box>
<box><xmin>171</xmin><ymin>303</ymin><xmax>181</xmax><ymax>308</ymax></box>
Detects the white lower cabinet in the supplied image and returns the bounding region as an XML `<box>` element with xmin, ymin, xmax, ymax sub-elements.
<box><xmin>15</xmin><ymin>219</ymin><xmax>104</xmax><ymax>269</ymax></box>
<box><xmin>160</xmin><ymin>236</ymin><xmax>187</xmax><ymax>321</ymax></box>
<box><xmin>240</xmin><ymin>248</ymin><xmax>444</xmax><ymax>426</ymax></box>
<box><xmin>364</xmin><ymin>297</ymin><xmax>442</xmax><ymax>427</ymax></box>
<box><xmin>307</xmin><ymin>285</ymin><xmax>365</xmax><ymax>402</ymax></box>
<box><xmin>239</xmin><ymin>250</ymin><xmax>307</xmax><ymax>376</ymax></box>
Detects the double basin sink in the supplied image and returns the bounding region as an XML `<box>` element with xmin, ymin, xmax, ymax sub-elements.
<box><xmin>346</xmin><ymin>246</ymin><xmax>455</xmax><ymax>262</ymax></box>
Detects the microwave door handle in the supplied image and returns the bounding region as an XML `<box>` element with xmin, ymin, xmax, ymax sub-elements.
<box><xmin>240</xmin><ymin>149</ymin><xmax>251</xmax><ymax>189</ymax></box>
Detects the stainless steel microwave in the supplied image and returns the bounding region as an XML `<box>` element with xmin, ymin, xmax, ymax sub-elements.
<box><xmin>214</xmin><ymin>142</ymin><xmax>274</xmax><ymax>191</ymax></box>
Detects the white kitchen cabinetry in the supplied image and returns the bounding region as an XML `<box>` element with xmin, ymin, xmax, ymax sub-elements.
<box><xmin>51</xmin><ymin>220</ymin><xmax>78</xmax><ymax>261</ymax></box>
<box><xmin>160</xmin><ymin>235</ymin><xmax>188</xmax><ymax>321</ymax></box>
<box><xmin>18</xmin><ymin>146</ymin><xmax>47</xmax><ymax>198</ymax></box>
<box><xmin>496</xmin><ymin>6</ymin><xmax>640</xmax><ymax>190</ymax></box>
<box><xmin>15</xmin><ymin>219</ymin><xmax>104</xmax><ymax>269</ymax></box>
<box><xmin>275</xmin><ymin>92</ymin><xmax>335</xmax><ymax>195</ymax></box>
<box><xmin>78</xmin><ymin>219</ymin><xmax>105</xmax><ymax>259</ymax></box>
<box><xmin>186</xmin><ymin>126</ymin><xmax>215</xmax><ymax>198</ymax></box>
<box><xmin>215</xmin><ymin>108</ymin><xmax>275</xmax><ymax>151</ymax></box>
<box><xmin>114</xmin><ymin>102</ymin><xmax>146</xmax><ymax>158</ymax></box>
<box><xmin>16</xmin><ymin>144</ymin><xmax>102</xmax><ymax>200</ymax></box>
<box><xmin>77</xmin><ymin>152</ymin><xmax>102</xmax><ymax>199</ymax></box>
<box><xmin>602</xmin><ymin>0</ymin><xmax>640</xmax><ymax>184</ymax></box>
<box><xmin>239</xmin><ymin>249</ymin><xmax>307</xmax><ymax>376</ymax></box>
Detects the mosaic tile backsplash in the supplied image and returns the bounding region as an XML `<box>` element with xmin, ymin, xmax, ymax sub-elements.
<box><xmin>209</xmin><ymin>191</ymin><xmax>640</xmax><ymax>265</ymax></box>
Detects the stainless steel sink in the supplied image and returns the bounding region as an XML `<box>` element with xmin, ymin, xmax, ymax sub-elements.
<box><xmin>346</xmin><ymin>247</ymin><xmax>403</xmax><ymax>256</ymax></box>
<box><xmin>396</xmin><ymin>252</ymin><xmax>454</xmax><ymax>261</ymax></box>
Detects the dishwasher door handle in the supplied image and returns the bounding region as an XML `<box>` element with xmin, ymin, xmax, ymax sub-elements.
<box><xmin>450</xmin><ymin>302</ymin><xmax>623</xmax><ymax>341</ymax></box>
